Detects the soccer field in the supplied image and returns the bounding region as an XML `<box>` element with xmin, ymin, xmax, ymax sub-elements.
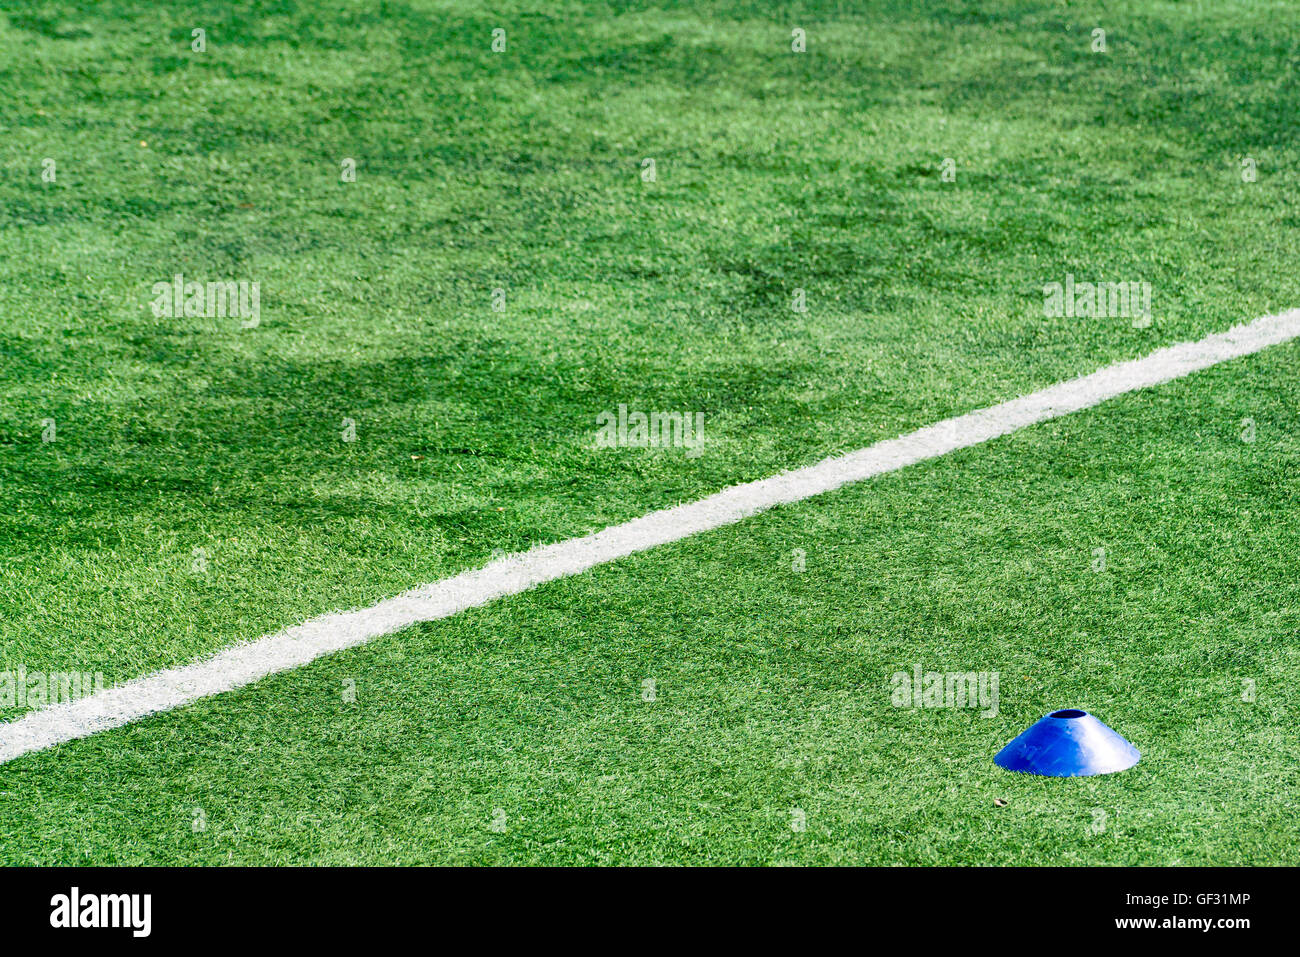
<box><xmin>1</xmin><ymin>0</ymin><xmax>1298</xmax><ymax>865</ymax></box>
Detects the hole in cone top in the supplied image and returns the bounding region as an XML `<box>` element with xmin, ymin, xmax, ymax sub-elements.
<box><xmin>1050</xmin><ymin>709</ymin><xmax>1086</xmax><ymax>718</ymax></box>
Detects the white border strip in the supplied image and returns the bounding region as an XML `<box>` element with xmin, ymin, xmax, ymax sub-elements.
<box><xmin>4</xmin><ymin>309</ymin><xmax>1300</xmax><ymax>765</ymax></box>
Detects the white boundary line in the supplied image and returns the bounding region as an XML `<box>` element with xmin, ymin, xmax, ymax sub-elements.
<box><xmin>4</xmin><ymin>309</ymin><xmax>1300</xmax><ymax>765</ymax></box>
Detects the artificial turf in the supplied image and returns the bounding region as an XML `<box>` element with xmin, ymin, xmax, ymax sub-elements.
<box><xmin>1</xmin><ymin>347</ymin><xmax>1297</xmax><ymax>864</ymax></box>
<box><xmin>0</xmin><ymin>0</ymin><xmax>1298</xmax><ymax>863</ymax></box>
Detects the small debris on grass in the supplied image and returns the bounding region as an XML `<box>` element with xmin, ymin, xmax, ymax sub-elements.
<box><xmin>993</xmin><ymin>797</ymin><xmax>1008</xmax><ymax>807</ymax></box>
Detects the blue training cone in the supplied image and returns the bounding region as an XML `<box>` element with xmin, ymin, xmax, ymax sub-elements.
<box><xmin>995</xmin><ymin>709</ymin><xmax>1139</xmax><ymax>777</ymax></box>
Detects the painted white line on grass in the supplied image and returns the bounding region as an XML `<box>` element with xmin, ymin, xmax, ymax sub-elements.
<box><xmin>4</xmin><ymin>309</ymin><xmax>1300</xmax><ymax>765</ymax></box>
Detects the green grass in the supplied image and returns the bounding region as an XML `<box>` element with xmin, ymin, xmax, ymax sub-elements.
<box><xmin>0</xmin><ymin>0</ymin><xmax>1298</xmax><ymax>863</ymax></box>
<box><xmin>1</xmin><ymin>351</ymin><xmax>1297</xmax><ymax>864</ymax></box>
